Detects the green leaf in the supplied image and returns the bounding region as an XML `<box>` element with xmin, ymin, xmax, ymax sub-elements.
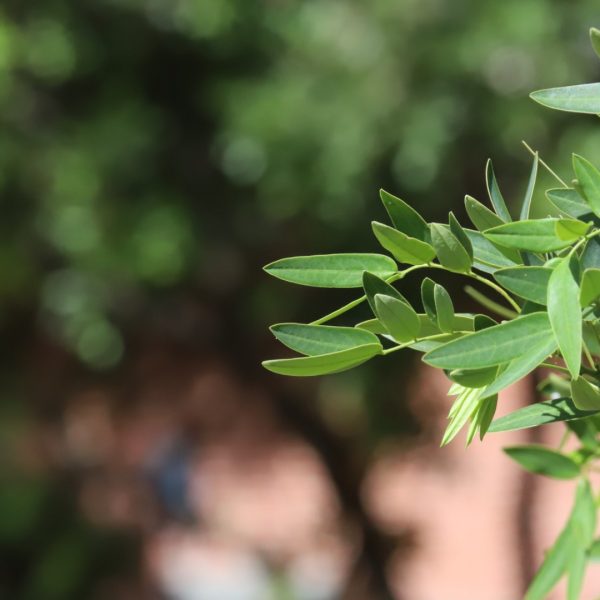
<box><xmin>375</xmin><ymin>294</ymin><xmax>420</xmax><ymax>343</ymax></box>
<box><xmin>355</xmin><ymin>319</ymin><xmax>387</xmax><ymax>334</ymax></box>
<box><xmin>489</xmin><ymin>398</ymin><xmax>599</xmax><ymax>433</ymax></box>
<box><xmin>372</xmin><ymin>222</ymin><xmax>435</xmax><ymax>265</ymax></box>
<box><xmin>380</xmin><ymin>189</ymin><xmax>430</xmax><ymax>242</ymax></box>
<box><xmin>476</xmin><ymin>395</ymin><xmax>498</xmax><ymax>440</ymax></box>
<box><xmin>484</xmin><ymin>219</ymin><xmax>581</xmax><ymax>252</ymax></box>
<box><xmin>424</xmin><ymin>312</ymin><xmax>553</xmax><ymax>370</ymax></box>
<box><xmin>520</xmin><ymin>153</ymin><xmax>538</xmax><ymax>221</ymax></box>
<box><xmin>504</xmin><ymin>445</ymin><xmax>580</xmax><ymax>479</ymax></box>
<box><xmin>463</xmin><ymin>229</ymin><xmax>522</xmax><ymax>272</ymax></box>
<box><xmin>442</xmin><ymin>386</ymin><xmax>484</xmax><ymax>446</ymax></box>
<box><xmin>580</xmin><ymin>268</ymin><xmax>600</xmax><ymax>307</ymax></box>
<box><xmin>464</xmin><ymin>195</ymin><xmax>504</xmax><ymax>231</ymax></box>
<box><xmin>591</xmin><ymin>27</ymin><xmax>600</xmax><ymax>59</ymax></box>
<box><xmin>434</xmin><ymin>284</ymin><xmax>454</xmax><ymax>333</ymax></box>
<box><xmin>448</xmin><ymin>212</ymin><xmax>473</xmax><ymax>260</ymax></box>
<box><xmin>571</xmin><ymin>377</ymin><xmax>600</xmax><ymax>411</ymax></box>
<box><xmin>363</xmin><ymin>271</ymin><xmax>407</xmax><ymax>316</ymax></box>
<box><xmin>530</xmin><ymin>83</ymin><xmax>600</xmax><ymax>114</ymax></box>
<box><xmin>571</xmin><ymin>479</ymin><xmax>596</xmax><ymax>547</ymax></box>
<box><xmin>547</xmin><ymin>256</ymin><xmax>581</xmax><ymax>378</ymax></box>
<box><xmin>421</xmin><ymin>278</ymin><xmax>437</xmax><ymax>321</ymax></box>
<box><xmin>480</xmin><ymin>335</ymin><xmax>557</xmax><ymax>399</ymax></box>
<box><xmin>567</xmin><ymin>548</ymin><xmax>586</xmax><ymax>600</ymax></box>
<box><xmin>430</xmin><ymin>223</ymin><xmax>472</xmax><ymax>273</ymax></box>
<box><xmin>573</xmin><ymin>154</ymin><xmax>600</xmax><ymax>218</ymax></box>
<box><xmin>270</xmin><ymin>323</ymin><xmax>380</xmax><ymax>356</ymax></box>
<box><xmin>588</xmin><ymin>538</ymin><xmax>600</xmax><ymax>562</ymax></box>
<box><xmin>448</xmin><ymin>366</ymin><xmax>498</xmax><ymax>388</ymax></box>
<box><xmin>262</xmin><ymin>343</ymin><xmax>382</xmax><ymax>376</ymax></box>
<box><xmin>582</xmin><ymin>237</ymin><xmax>600</xmax><ymax>270</ymax></box>
<box><xmin>474</xmin><ymin>314</ymin><xmax>497</xmax><ymax>330</ymax></box>
<box><xmin>264</xmin><ymin>254</ymin><xmax>397</xmax><ymax>288</ymax></box>
<box><xmin>555</xmin><ymin>218</ymin><xmax>590</xmax><ymax>240</ymax></box>
<box><xmin>546</xmin><ymin>188</ymin><xmax>592</xmax><ymax>219</ymax></box>
<box><xmin>493</xmin><ymin>266</ymin><xmax>552</xmax><ymax>305</ymax></box>
<box><xmin>485</xmin><ymin>159</ymin><xmax>511</xmax><ymax>222</ymax></box>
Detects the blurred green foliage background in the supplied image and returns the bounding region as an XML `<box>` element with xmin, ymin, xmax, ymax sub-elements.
<box><xmin>1</xmin><ymin>0</ymin><xmax>600</xmax><ymax>598</ymax></box>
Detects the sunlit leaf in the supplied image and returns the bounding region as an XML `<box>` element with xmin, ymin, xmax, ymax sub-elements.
<box><xmin>484</xmin><ymin>219</ymin><xmax>581</xmax><ymax>252</ymax></box>
<box><xmin>580</xmin><ymin>268</ymin><xmax>600</xmax><ymax>307</ymax></box>
<box><xmin>571</xmin><ymin>377</ymin><xmax>600</xmax><ymax>411</ymax></box>
<box><xmin>573</xmin><ymin>154</ymin><xmax>600</xmax><ymax>217</ymax></box>
<box><xmin>448</xmin><ymin>212</ymin><xmax>473</xmax><ymax>261</ymax></box>
<box><xmin>546</xmin><ymin>188</ymin><xmax>592</xmax><ymax>219</ymax></box>
<box><xmin>493</xmin><ymin>266</ymin><xmax>552</xmax><ymax>305</ymax></box>
<box><xmin>372</xmin><ymin>221</ymin><xmax>435</xmax><ymax>265</ymax></box>
<box><xmin>380</xmin><ymin>189</ymin><xmax>430</xmax><ymax>242</ymax></box>
<box><xmin>430</xmin><ymin>223</ymin><xmax>472</xmax><ymax>273</ymax></box>
<box><xmin>504</xmin><ymin>445</ymin><xmax>580</xmax><ymax>479</ymax></box>
<box><xmin>520</xmin><ymin>153</ymin><xmax>538</xmax><ymax>220</ymax></box>
<box><xmin>434</xmin><ymin>283</ymin><xmax>454</xmax><ymax>333</ymax></box>
<box><xmin>421</xmin><ymin>277</ymin><xmax>437</xmax><ymax>321</ymax></box>
<box><xmin>375</xmin><ymin>294</ymin><xmax>420</xmax><ymax>342</ymax></box>
<box><xmin>363</xmin><ymin>271</ymin><xmax>407</xmax><ymax>315</ymax></box>
<box><xmin>555</xmin><ymin>218</ymin><xmax>590</xmax><ymax>240</ymax></box>
<box><xmin>486</xmin><ymin>159</ymin><xmax>511</xmax><ymax>222</ymax></box>
<box><xmin>464</xmin><ymin>194</ymin><xmax>503</xmax><ymax>231</ymax></box>
<box><xmin>530</xmin><ymin>83</ymin><xmax>600</xmax><ymax>114</ymax></box>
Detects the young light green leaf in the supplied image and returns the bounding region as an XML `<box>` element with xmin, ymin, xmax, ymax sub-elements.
<box><xmin>580</xmin><ymin>268</ymin><xmax>600</xmax><ymax>307</ymax></box>
<box><xmin>464</xmin><ymin>195</ymin><xmax>504</xmax><ymax>231</ymax></box>
<box><xmin>434</xmin><ymin>284</ymin><xmax>454</xmax><ymax>333</ymax></box>
<box><xmin>480</xmin><ymin>335</ymin><xmax>557</xmax><ymax>399</ymax></box>
<box><xmin>547</xmin><ymin>256</ymin><xmax>581</xmax><ymax>378</ymax></box>
<box><xmin>375</xmin><ymin>294</ymin><xmax>420</xmax><ymax>343</ymax></box>
<box><xmin>270</xmin><ymin>323</ymin><xmax>380</xmax><ymax>356</ymax></box>
<box><xmin>573</xmin><ymin>154</ymin><xmax>600</xmax><ymax>217</ymax></box>
<box><xmin>555</xmin><ymin>218</ymin><xmax>590</xmax><ymax>240</ymax></box>
<box><xmin>530</xmin><ymin>83</ymin><xmax>600</xmax><ymax>114</ymax></box>
<box><xmin>520</xmin><ymin>153</ymin><xmax>538</xmax><ymax>221</ymax></box>
<box><xmin>448</xmin><ymin>212</ymin><xmax>473</xmax><ymax>261</ymax></box>
<box><xmin>485</xmin><ymin>159</ymin><xmax>511</xmax><ymax>222</ymax></box>
<box><xmin>355</xmin><ymin>319</ymin><xmax>387</xmax><ymax>334</ymax></box>
<box><xmin>489</xmin><ymin>397</ymin><xmax>599</xmax><ymax>433</ymax></box>
<box><xmin>421</xmin><ymin>278</ymin><xmax>437</xmax><ymax>321</ymax></box>
<box><xmin>424</xmin><ymin>312</ymin><xmax>553</xmax><ymax>370</ymax></box>
<box><xmin>591</xmin><ymin>27</ymin><xmax>600</xmax><ymax>59</ymax></box>
<box><xmin>571</xmin><ymin>377</ymin><xmax>600</xmax><ymax>411</ymax></box>
<box><xmin>430</xmin><ymin>223</ymin><xmax>472</xmax><ymax>273</ymax></box>
<box><xmin>372</xmin><ymin>221</ymin><xmax>435</xmax><ymax>265</ymax></box>
<box><xmin>493</xmin><ymin>266</ymin><xmax>552</xmax><ymax>305</ymax></box>
<box><xmin>448</xmin><ymin>366</ymin><xmax>498</xmax><ymax>388</ymax></box>
<box><xmin>484</xmin><ymin>219</ymin><xmax>580</xmax><ymax>252</ymax></box>
<box><xmin>264</xmin><ymin>254</ymin><xmax>397</xmax><ymax>288</ymax></box>
<box><xmin>262</xmin><ymin>343</ymin><xmax>382</xmax><ymax>376</ymax></box>
<box><xmin>504</xmin><ymin>445</ymin><xmax>580</xmax><ymax>479</ymax></box>
<box><xmin>442</xmin><ymin>386</ymin><xmax>484</xmax><ymax>446</ymax></box>
<box><xmin>546</xmin><ymin>188</ymin><xmax>592</xmax><ymax>219</ymax></box>
<box><xmin>380</xmin><ymin>189</ymin><xmax>430</xmax><ymax>242</ymax></box>
<box><xmin>363</xmin><ymin>271</ymin><xmax>407</xmax><ymax>316</ymax></box>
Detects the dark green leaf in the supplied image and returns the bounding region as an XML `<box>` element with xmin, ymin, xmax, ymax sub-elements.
<box><xmin>448</xmin><ymin>366</ymin><xmax>498</xmax><ymax>388</ymax></box>
<box><xmin>582</xmin><ymin>237</ymin><xmax>600</xmax><ymax>270</ymax></box>
<box><xmin>573</xmin><ymin>154</ymin><xmax>600</xmax><ymax>218</ymax></box>
<box><xmin>264</xmin><ymin>254</ymin><xmax>397</xmax><ymax>288</ymax></box>
<box><xmin>372</xmin><ymin>221</ymin><xmax>435</xmax><ymax>265</ymax></box>
<box><xmin>380</xmin><ymin>189</ymin><xmax>430</xmax><ymax>242</ymax></box>
<box><xmin>489</xmin><ymin>397</ymin><xmax>599</xmax><ymax>433</ymax></box>
<box><xmin>580</xmin><ymin>268</ymin><xmax>600</xmax><ymax>307</ymax></box>
<box><xmin>430</xmin><ymin>223</ymin><xmax>472</xmax><ymax>273</ymax></box>
<box><xmin>270</xmin><ymin>323</ymin><xmax>380</xmax><ymax>356</ymax></box>
<box><xmin>547</xmin><ymin>256</ymin><xmax>581</xmax><ymax>378</ymax></box>
<box><xmin>477</xmin><ymin>395</ymin><xmax>498</xmax><ymax>440</ymax></box>
<box><xmin>474</xmin><ymin>314</ymin><xmax>497</xmax><ymax>330</ymax></box>
<box><xmin>262</xmin><ymin>343</ymin><xmax>382</xmax><ymax>376</ymax></box>
<box><xmin>530</xmin><ymin>83</ymin><xmax>600</xmax><ymax>114</ymax></box>
<box><xmin>375</xmin><ymin>294</ymin><xmax>420</xmax><ymax>343</ymax></box>
<box><xmin>355</xmin><ymin>319</ymin><xmax>387</xmax><ymax>334</ymax></box>
<box><xmin>448</xmin><ymin>212</ymin><xmax>473</xmax><ymax>260</ymax></box>
<box><xmin>504</xmin><ymin>445</ymin><xmax>580</xmax><ymax>479</ymax></box>
<box><xmin>434</xmin><ymin>284</ymin><xmax>454</xmax><ymax>333</ymax></box>
<box><xmin>486</xmin><ymin>159</ymin><xmax>511</xmax><ymax>222</ymax></box>
<box><xmin>546</xmin><ymin>188</ymin><xmax>592</xmax><ymax>219</ymax></box>
<box><xmin>363</xmin><ymin>271</ymin><xmax>407</xmax><ymax>316</ymax></box>
<box><xmin>571</xmin><ymin>377</ymin><xmax>600</xmax><ymax>411</ymax></box>
<box><xmin>464</xmin><ymin>194</ymin><xmax>504</xmax><ymax>231</ymax></box>
<box><xmin>520</xmin><ymin>153</ymin><xmax>538</xmax><ymax>221</ymax></box>
<box><xmin>484</xmin><ymin>219</ymin><xmax>581</xmax><ymax>252</ymax></box>
<box><xmin>421</xmin><ymin>278</ymin><xmax>436</xmax><ymax>321</ymax></box>
<box><xmin>591</xmin><ymin>27</ymin><xmax>600</xmax><ymax>59</ymax></box>
<box><xmin>424</xmin><ymin>312</ymin><xmax>553</xmax><ymax>370</ymax></box>
<box><xmin>493</xmin><ymin>266</ymin><xmax>552</xmax><ymax>305</ymax></box>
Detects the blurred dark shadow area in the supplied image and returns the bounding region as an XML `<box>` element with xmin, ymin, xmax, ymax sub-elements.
<box><xmin>1</xmin><ymin>1</ymin><xmax>600</xmax><ymax>599</ymax></box>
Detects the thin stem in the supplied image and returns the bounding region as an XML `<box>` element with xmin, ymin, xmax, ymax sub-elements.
<box><xmin>469</xmin><ymin>271</ymin><xmax>522</xmax><ymax>313</ymax></box>
<box><xmin>558</xmin><ymin>429</ymin><xmax>571</xmax><ymax>451</ymax></box>
<box><xmin>583</xmin><ymin>341</ymin><xmax>596</xmax><ymax>369</ymax></box>
<box><xmin>464</xmin><ymin>285</ymin><xmax>517</xmax><ymax>319</ymax></box>
<box><xmin>521</xmin><ymin>141</ymin><xmax>568</xmax><ymax>188</ymax></box>
<box><xmin>381</xmin><ymin>331</ymin><xmax>471</xmax><ymax>355</ymax></box>
<box><xmin>540</xmin><ymin>362</ymin><xmax>571</xmax><ymax>375</ymax></box>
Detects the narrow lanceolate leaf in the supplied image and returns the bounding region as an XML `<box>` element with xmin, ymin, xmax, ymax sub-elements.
<box><xmin>430</xmin><ymin>223</ymin><xmax>472</xmax><ymax>273</ymax></box>
<box><xmin>477</xmin><ymin>395</ymin><xmax>497</xmax><ymax>440</ymax></box>
<box><xmin>448</xmin><ymin>366</ymin><xmax>498</xmax><ymax>388</ymax></box>
<box><xmin>375</xmin><ymin>294</ymin><xmax>420</xmax><ymax>343</ymax></box>
<box><xmin>270</xmin><ymin>323</ymin><xmax>380</xmax><ymax>356</ymax></box>
<box><xmin>484</xmin><ymin>219</ymin><xmax>581</xmax><ymax>252</ymax></box>
<box><xmin>571</xmin><ymin>479</ymin><xmax>597</xmax><ymax>546</ymax></box>
<box><xmin>355</xmin><ymin>319</ymin><xmax>387</xmax><ymax>335</ymax></box>
<box><xmin>567</xmin><ymin>548</ymin><xmax>586</xmax><ymax>600</ymax></box>
<box><xmin>434</xmin><ymin>284</ymin><xmax>454</xmax><ymax>333</ymax></box>
<box><xmin>380</xmin><ymin>189</ymin><xmax>430</xmax><ymax>242</ymax></box>
<box><xmin>530</xmin><ymin>83</ymin><xmax>600</xmax><ymax>114</ymax></box>
<box><xmin>573</xmin><ymin>154</ymin><xmax>600</xmax><ymax>218</ymax></box>
<box><xmin>448</xmin><ymin>212</ymin><xmax>473</xmax><ymax>260</ymax></box>
<box><xmin>464</xmin><ymin>195</ymin><xmax>504</xmax><ymax>231</ymax></box>
<box><xmin>493</xmin><ymin>266</ymin><xmax>552</xmax><ymax>305</ymax></box>
<box><xmin>547</xmin><ymin>256</ymin><xmax>581</xmax><ymax>378</ymax></box>
<box><xmin>581</xmin><ymin>268</ymin><xmax>600</xmax><ymax>307</ymax></box>
<box><xmin>480</xmin><ymin>335</ymin><xmax>557</xmax><ymax>399</ymax></box>
<box><xmin>363</xmin><ymin>271</ymin><xmax>407</xmax><ymax>316</ymax></box>
<box><xmin>262</xmin><ymin>343</ymin><xmax>382</xmax><ymax>376</ymax></box>
<box><xmin>441</xmin><ymin>386</ymin><xmax>484</xmax><ymax>446</ymax></box>
<box><xmin>421</xmin><ymin>278</ymin><xmax>437</xmax><ymax>321</ymax></box>
<box><xmin>486</xmin><ymin>159</ymin><xmax>511</xmax><ymax>222</ymax></box>
<box><xmin>570</xmin><ymin>377</ymin><xmax>600</xmax><ymax>411</ymax></box>
<box><xmin>372</xmin><ymin>222</ymin><xmax>435</xmax><ymax>265</ymax></box>
<box><xmin>520</xmin><ymin>153</ymin><xmax>538</xmax><ymax>221</ymax></box>
<box><xmin>504</xmin><ymin>445</ymin><xmax>580</xmax><ymax>479</ymax></box>
<box><xmin>264</xmin><ymin>254</ymin><xmax>397</xmax><ymax>288</ymax></box>
<box><xmin>546</xmin><ymin>188</ymin><xmax>591</xmax><ymax>219</ymax></box>
<box><xmin>489</xmin><ymin>398</ymin><xmax>599</xmax><ymax>433</ymax></box>
<box><xmin>424</xmin><ymin>312</ymin><xmax>553</xmax><ymax>370</ymax></box>
<box><xmin>464</xmin><ymin>228</ymin><xmax>522</xmax><ymax>271</ymax></box>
